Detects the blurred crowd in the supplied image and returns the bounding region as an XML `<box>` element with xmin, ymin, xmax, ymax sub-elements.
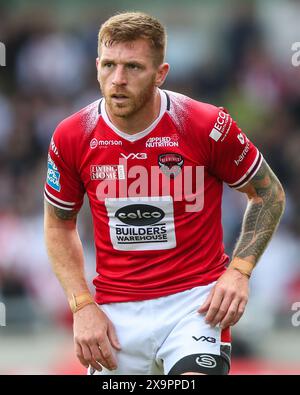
<box><xmin>0</xmin><ymin>1</ymin><xmax>299</xmax><ymax>356</ymax></box>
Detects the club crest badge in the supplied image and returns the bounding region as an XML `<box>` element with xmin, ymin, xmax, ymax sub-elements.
<box><xmin>158</xmin><ymin>153</ymin><xmax>184</xmax><ymax>178</ymax></box>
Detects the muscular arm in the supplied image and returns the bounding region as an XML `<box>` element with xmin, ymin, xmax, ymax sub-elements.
<box><xmin>233</xmin><ymin>159</ymin><xmax>286</xmax><ymax>267</ymax></box>
<box><xmin>44</xmin><ymin>200</ymin><xmax>120</xmax><ymax>371</ymax></box>
<box><xmin>199</xmin><ymin>159</ymin><xmax>285</xmax><ymax>328</ymax></box>
<box><xmin>44</xmin><ymin>200</ymin><xmax>90</xmax><ymax>299</ymax></box>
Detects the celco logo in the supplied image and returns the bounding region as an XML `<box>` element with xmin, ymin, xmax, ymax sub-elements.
<box><xmin>115</xmin><ymin>205</ymin><xmax>164</xmax><ymax>226</ymax></box>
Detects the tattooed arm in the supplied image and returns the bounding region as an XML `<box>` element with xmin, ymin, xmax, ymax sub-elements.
<box><xmin>199</xmin><ymin>159</ymin><xmax>285</xmax><ymax>328</ymax></box>
<box><xmin>232</xmin><ymin>159</ymin><xmax>285</xmax><ymax>267</ymax></box>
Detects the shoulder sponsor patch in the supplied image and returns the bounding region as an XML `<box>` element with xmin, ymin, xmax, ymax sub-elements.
<box><xmin>47</xmin><ymin>155</ymin><xmax>61</xmax><ymax>191</ymax></box>
<box><xmin>209</xmin><ymin>110</ymin><xmax>231</xmax><ymax>142</ymax></box>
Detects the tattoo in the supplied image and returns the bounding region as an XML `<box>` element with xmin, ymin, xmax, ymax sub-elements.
<box><xmin>233</xmin><ymin>160</ymin><xmax>285</xmax><ymax>264</ymax></box>
<box><xmin>45</xmin><ymin>200</ymin><xmax>78</xmax><ymax>221</ymax></box>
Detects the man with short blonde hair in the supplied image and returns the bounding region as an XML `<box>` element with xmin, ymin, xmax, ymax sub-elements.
<box><xmin>44</xmin><ymin>11</ymin><xmax>285</xmax><ymax>375</ymax></box>
<box><xmin>98</xmin><ymin>12</ymin><xmax>167</xmax><ymax>66</ymax></box>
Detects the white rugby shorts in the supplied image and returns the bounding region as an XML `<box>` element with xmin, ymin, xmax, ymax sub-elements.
<box><xmin>89</xmin><ymin>282</ymin><xmax>231</xmax><ymax>375</ymax></box>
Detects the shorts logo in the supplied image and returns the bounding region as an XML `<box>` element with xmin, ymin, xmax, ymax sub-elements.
<box><xmin>47</xmin><ymin>156</ymin><xmax>61</xmax><ymax>192</ymax></box>
<box><xmin>192</xmin><ymin>336</ymin><xmax>216</xmax><ymax>343</ymax></box>
<box><xmin>195</xmin><ymin>355</ymin><xmax>217</xmax><ymax>369</ymax></box>
<box><xmin>158</xmin><ymin>153</ymin><xmax>184</xmax><ymax>178</ymax></box>
<box><xmin>116</xmin><ymin>205</ymin><xmax>164</xmax><ymax>226</ymax></box>
<box><xmin>90</xmin><ymin>165</ymin><xmax>125</xmax><ymax>180</ymax></box>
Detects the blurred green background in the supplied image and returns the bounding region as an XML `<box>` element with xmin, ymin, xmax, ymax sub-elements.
<box><xmin>0</xmin><ymin>0</ymin><xmax>300</xmax><ymax>374</ymax></box>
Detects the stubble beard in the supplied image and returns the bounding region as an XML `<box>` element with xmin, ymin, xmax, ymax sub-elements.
<box><xmin>101</xmin><ymin>77</ymin><xmax>157</xmax><ymax>119</ymax></box>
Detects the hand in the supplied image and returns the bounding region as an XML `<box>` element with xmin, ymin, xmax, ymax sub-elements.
<box><xmin>73</xmin><ymin>303</ymin><xmax>121</xmax><ymax>372</ymax></box>
<box><xmin>198</xmin><ymin>268</ymin><xmax>249</xmax><ymax>329</ymax></box>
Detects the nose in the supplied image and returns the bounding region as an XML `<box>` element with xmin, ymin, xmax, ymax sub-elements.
<box><xmin>112</xmin><ymin>65</ymin><xmax>127</xmax><ymax>86</ymax></box>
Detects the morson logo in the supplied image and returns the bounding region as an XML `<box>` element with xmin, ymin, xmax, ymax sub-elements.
<box><xmin>115</xmin><ymin>204</ymin><xmax>165</xmax><ymax>226</ymax></box>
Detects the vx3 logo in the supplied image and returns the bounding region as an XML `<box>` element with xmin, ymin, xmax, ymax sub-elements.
<box><xmin>120</xmin><ymin>153</ymin><xmax>147</xmax><ymax>160</ymax></box>
<box><xmin>192</xmin><ymin>335</ymin><xmax>216</xmax><ymax>343</ymax></box>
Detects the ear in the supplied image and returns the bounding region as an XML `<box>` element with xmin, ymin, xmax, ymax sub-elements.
<box><xmin>96</xmin><ymin>57</ymin><xmax>99</xmax><ymax>69</ymax></box>
<box><xmin>155</xmin><ymin>63</ymin><xmax>170</xmax><ymax>87</ymax></box>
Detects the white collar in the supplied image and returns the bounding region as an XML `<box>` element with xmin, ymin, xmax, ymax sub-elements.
<box><xmin>100</xmin><ymin>89</ymin><xmax>167</xmax><ymax>142</ymax></box>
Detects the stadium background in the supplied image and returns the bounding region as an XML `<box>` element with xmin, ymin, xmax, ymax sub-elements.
<box><xmin>0</xmin><ymin>0</ymin><xmax>300</xmax><ymax>374</ymax></box>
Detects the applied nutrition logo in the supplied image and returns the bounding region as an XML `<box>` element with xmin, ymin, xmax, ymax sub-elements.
<box><xmin>0</xmin><ymin>42</ymin><xmax>6</xmax><ymax>66</ymax></box>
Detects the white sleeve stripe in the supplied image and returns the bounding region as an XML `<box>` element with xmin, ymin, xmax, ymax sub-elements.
<box><xmin>44</xmin><ymin>193</ymin><xmax>74</xmax><ymax>211</ymax></box>
<box><xmin>44</xmin><ymin>186</ymin><xmax>76</xmax><ymax>206</ymax></box>
<box><xmin>231</xmin><ymin>154</ymin><xmax>263</xmax><ymax>190</ymax></box>
<box><xmin>228</xmin><ymin>149</ymin><xmax>260</xmax><ymax>187</ymax></box>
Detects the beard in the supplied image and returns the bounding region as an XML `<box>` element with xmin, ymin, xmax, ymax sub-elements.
<box><xmin>101</xmin><ymin>76</ymin><xmax>156</xmax><ymax>119</ymax></box>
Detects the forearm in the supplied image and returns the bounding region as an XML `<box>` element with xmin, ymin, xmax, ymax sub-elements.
<box><xmin>232</xmin><ymin>160</ymin><xmax>286</xmax><ymax>268</ymax></box>
<box><xmin>44</xmin><ymin>201</ymin><xmax>91</xmax><ymax>299</ymax></box>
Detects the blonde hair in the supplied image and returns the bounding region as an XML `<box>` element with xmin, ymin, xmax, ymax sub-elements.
<box><xmin>98</xmin><ymin>12</ymin><xmax>167</xmax><ymax>65</ymax></box>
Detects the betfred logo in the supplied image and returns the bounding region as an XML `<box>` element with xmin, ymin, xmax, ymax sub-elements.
<box><xmin>115</xmin><ymin>204</ymin><xmax>165</xmax><ymax>226</ymax></box>
<box><xmin>209</xmin><ymin>110</ymin><xmax>231</xmax><ymax>142</ymax></box>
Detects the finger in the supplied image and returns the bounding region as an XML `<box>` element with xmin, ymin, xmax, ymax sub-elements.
<box><xmin>220</xmin><ymin>299</ymin><xmax>240</xmax><ymax>329</ymax></box>
<box><xmin>107</xmin><ymin>321</ymin><xmax>122</xmax><ymax>351</ymax></box>
<box><xmin>75</xmin><ymin>342</ymin><xmax>89</xmax><ymax>369</ymax></box>
<box><xmin>98</xmin><ymin>338</ymin><xmax>118</xmax><ymax>371</ymax></box>
<box><xmin>210</xmin><ymin>294</ymin><xmax>232</xmax><ymax>327</ymax></box>
<box><xmin>81</xmin><ymin>342</ymin><xmax>102</xmax><ymax>372</ymax></box>
<box><xmin>204</xmin><ymin>288</ymin><xmax>225</xmax><ymax>325</ymax></box>
<box><xmin>198</xmin><ymin>286</ymin><xmax>215</xmax><ymax>314</ymax></box>
<box><xmin>231</xmin><ymin>299</ymin><xmax>248</xmax><ymax>327</ymax></box>
<box><xmin>90</xmin><ymin>342</ymin><xmax>105</xmax><ymax>369</ymax></box>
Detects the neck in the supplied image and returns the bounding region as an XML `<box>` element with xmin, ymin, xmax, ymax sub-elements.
<box><xmin>105</xmin><ymin>89</ymin><xmax>161</xmax><ymax>134</ymax></box>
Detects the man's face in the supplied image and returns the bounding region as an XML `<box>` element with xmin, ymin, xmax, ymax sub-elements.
<box><xmin>97</xmin><ymin>39</ymin><xmax>168</xmax><ymax>119</ymax></box>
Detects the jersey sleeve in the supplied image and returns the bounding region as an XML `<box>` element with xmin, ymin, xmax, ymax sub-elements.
<box><xmin>208</xmin><ymin>108</ymin><xmax>263</xmax><ymax>189</ymax></box>
<box><xmin>44</xmin><ymin>122</ymin><xmax>85</xmax><ymax>211</ymax></box>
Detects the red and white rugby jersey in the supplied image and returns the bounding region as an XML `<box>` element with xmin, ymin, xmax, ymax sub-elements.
<box><xmin>44</xmin><ymin>89</ymin><xmax>262</xmax><ymax>304</ymax></box>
